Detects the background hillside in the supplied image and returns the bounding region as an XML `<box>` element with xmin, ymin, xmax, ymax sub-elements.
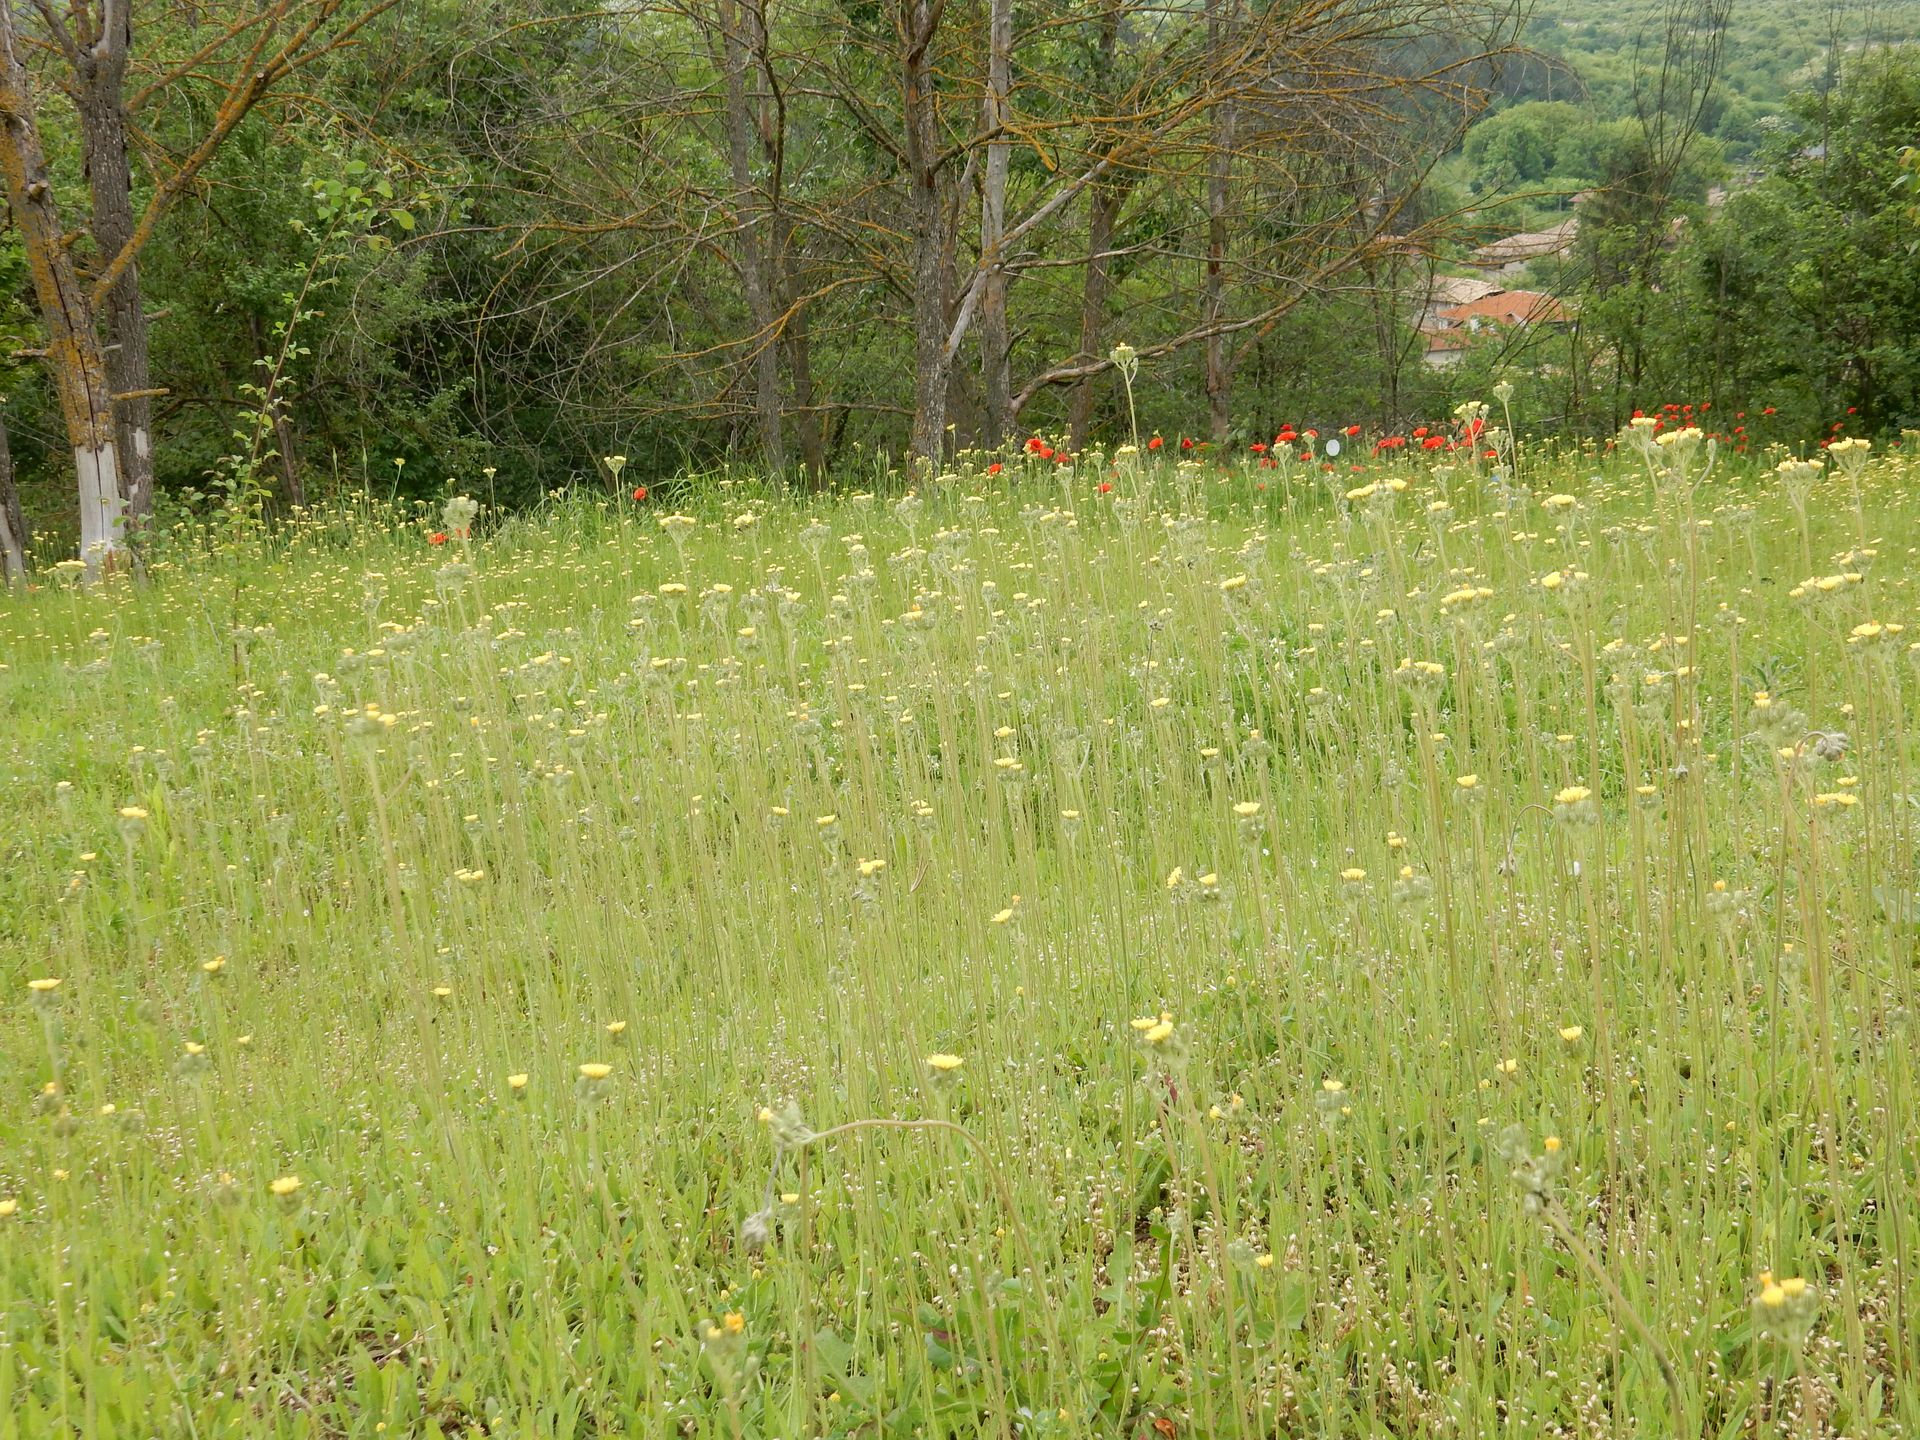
<box><xmin>1451</xmin><ymin>0</ymin><xmax>1920</xmax><ymax>228</ymax></box>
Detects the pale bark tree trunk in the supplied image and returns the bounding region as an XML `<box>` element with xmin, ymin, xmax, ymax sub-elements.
<box><xmin>904</xmin><ymin>0</ymin><xmax>954</xmax><ymax>471</ymax></box>
<box><xmin>1202</xmin><ymin>0</ymin><xmax>1237</xmax><ymax>443</ymax></box>
<box><xmin>73</xmin><ymin>0</ymin><xmax>158</xmax><ymax>530</ymax></box>
<box><xmin>0</xmin><ymin>408</ymin><xmax>25</xmax><ymax>583</ymax></box>
<box><xmin>976</xmin><ymin>0</ymin><xmax>1013</xmax><ymax>447</ymax></box>
<box><xmin>718</xmin><ymin>0</ymin><xmax>785</xmax><ymax>473</ymax></box>
<box><xmin>0</xmin><ymin>9</ymin><xmax>124</xmax><ymax>579</ymax></box>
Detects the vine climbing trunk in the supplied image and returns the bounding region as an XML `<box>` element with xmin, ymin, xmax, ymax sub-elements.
<box><xmin>0</xmin><ymin>8</ymin><xmax>124</xmax><ymax>579</ymax></box>
<box><xmin>245</xmin><ymin>311</ymin><xmax>304</xmax><ymax>507</ymax></box>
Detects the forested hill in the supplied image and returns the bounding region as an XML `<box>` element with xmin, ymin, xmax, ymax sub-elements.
<box><xmin>1498</xmin><ymin>0</ymin><xmax>1918</xmax><ymax>155</ymax></box>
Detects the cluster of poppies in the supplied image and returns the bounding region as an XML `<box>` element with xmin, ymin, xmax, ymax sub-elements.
<box><xmin>1633</xmin><ymin>401</ymin><xmax>1796</xmax><ymax>455</ymax></box>
<box><xmin>1366</xmin><ymin>418</ymin><xmax>1490</xmax><ymax>456</ymax></box>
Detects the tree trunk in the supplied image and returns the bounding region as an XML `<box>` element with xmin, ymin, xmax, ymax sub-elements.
<box><xmin>1203</xmin><ymin>0</ymin><xmax>1237</xmax><ymax>443</ymax></box>
<box><xmin>0</xmin><ymin>10</ymin><xmax>124</xmax><ymax>579</ymax></box>
<box><xmin>273</xmin><ymin>406</ymin><xmax>303</xmax><ymax>507</ymax></box>
<box><xmin>904</xmin><ymin>0</ymin><xmax>954</xmax><ymax>472</ymax></box>
<box><xmin>976</xmin><ymin>0</ymin><xmax>1013</xmax><ymax>448</ymax></box>
<box><xmin>718</xmin><ymin>0</ymin><xmax>785</xmax><ymax>473</ymax></box>
<box><xmin>0</xmin><ymin>408</ymin><xmax>25</xmax><ymax>584</ymax></box>
<box><xmin>908</xmin><ymin>226</ymin><xmax>953</xmax><ymax>469</ymax></box>
<box><xmin>1068</xmin><ymin>183</ymin><xmax>1127</xmax><ymax>451</ymax></box>
<box><xmin>1066</xmin><ymin>4</ymin><xmax>1126</xmax><ymax>452</ymax></box>
<box><xmin>748</xmin><ymin>12</ymin><xmax>823</xmax><ymax>481</ymax></box>
<box><xmin>74</xmin><ymin>2</ymin><xmax>157</xmax><ymax>531</ymax></box>
<box><xmin>784</xmin><ymin>281</ymin><xmax>826</xmax><ymax>478</ymax></box>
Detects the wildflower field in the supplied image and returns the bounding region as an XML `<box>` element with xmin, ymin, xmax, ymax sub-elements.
<box><xmin>1</xmin><ymin>426</ymin><xmax>1916</xmax><ymax>1438</ymax></box>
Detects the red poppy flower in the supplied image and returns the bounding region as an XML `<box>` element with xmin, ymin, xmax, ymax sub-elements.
<box><xmin>987</xmin><ymin>462</ymin><xmax>1003</xmax><ymax>476</ymax></box>
<box><xmin>1422</xmin><ymin>436</ymin><xmax>1445</xmax><ymax>450</ymax></box>
<box><xmin>632</xmin><ymin>486</ymin><xmax>648</xmax><ymax>501</ymax></box>
<box><xmin>1343</xmin><ymin>425</ymin><xmax>1360</xmax><ymax>437</ymax></box>
<box><xmin>1412</xmin><ymin>427</ymin><xmax>1428</xmax><ymax>438</ymax></box>
<box><xmin>1098</xmin><ymin>481</ymin><xmax>1114</xmax><ymax>494</ymax></box>
<box><xmin>429</xmin><ymin>531</ymin><xmax>448</xmax><ymax>545</ymax></box>
<box><xmin>1180</xmin><ymin>437</ymin><xmax>1194</xmax><ymax>450</ymax></box>
<box><xmin>1250</xmin><ymin>442</ymin><xmax>1268</xmax><ymax>454</ymax></box>
<box><xmin>1147</xmin><ymin>435</ymin><xmax>1163</xmax><ymax>450</ymax></box>
<box><xmin>1055</xmin><ymin>452</ymin><xmax>1071</xmax><ymax>465</ymax></box>
<box><xmin>1763</xmin><ymin>407</ymin><xmax>1776</xmax><ymax>415</ymax></box>
<box><xmin>1025</xmin><ymin>436</ymin><xmax>1045</xmax><ymax>454</ymax></box>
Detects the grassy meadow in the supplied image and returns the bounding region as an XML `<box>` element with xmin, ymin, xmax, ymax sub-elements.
<box><xmin>1</xmin><ymin>427</ymin><xmax>1917</xmax><ymax>1437</ymax></box>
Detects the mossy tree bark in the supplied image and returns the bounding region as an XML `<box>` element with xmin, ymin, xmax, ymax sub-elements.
<box><xmin>0</xmin><ymin>7</ymin><xmax>124</xmax><ymax>578</ymax></box>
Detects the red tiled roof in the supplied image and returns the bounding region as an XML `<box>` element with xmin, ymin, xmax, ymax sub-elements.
<box><xmin>1434</xmin><ymin>290</ymin><xmax>1571</xmax><ymax>327</ymax></box>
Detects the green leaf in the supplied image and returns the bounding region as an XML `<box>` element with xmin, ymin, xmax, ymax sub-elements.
<box><xmin>810</xmin><ymin>1326</ymin><xmax>853</xmax><ymax>1380</ymax></box>
<box><xmin>1872</xmin><ymin>886</ymin><xmax>1919</xmax><ymax>925</ymax></box>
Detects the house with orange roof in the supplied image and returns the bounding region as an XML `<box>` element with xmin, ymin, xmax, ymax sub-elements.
<box><xmin>1418</xmin><ymin>288</ymin><xmax>1573</xmax><ymax>369</ymax></box>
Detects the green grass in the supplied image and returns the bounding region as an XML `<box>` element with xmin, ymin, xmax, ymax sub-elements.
<box><xmin>1</xmin><ymin>431</ymin><xmax>1916</xmax><ymax>1437</ymax></box>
